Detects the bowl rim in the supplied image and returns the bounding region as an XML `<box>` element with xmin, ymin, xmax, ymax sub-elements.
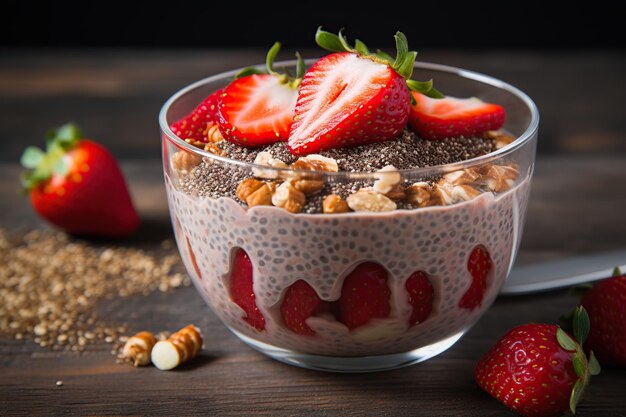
<box><xmin>159</xmin><ymin>59</ymin><xmax>539</xmax><ymax>179</ymax></box>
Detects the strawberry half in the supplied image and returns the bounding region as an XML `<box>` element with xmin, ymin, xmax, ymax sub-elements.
<box><xmin>20</xmin><ymin>124</ymin><xmax>139</xmax><ymax>238</ymax></box>
<box><xmin>409</xmin><ymin>92</ymin><xmax>505</xmax><ymax>140</ymax></box>
<box><xmin>170</xmin><ymin>88</ymin><xmax>224</xmax><ymax>143</ymax></box>
<box><xmin>475</xmin><ymin>306</ymin><xmax>600</xmax><ymax>417</ymax></box>
<box><xmin>458</xmin><ymin>245</ymin><xmax>492</xmax><ymax>310</ymax></box>
<box><xmin>580</xmin><ymin>267</ymin><xmax>626</xmax><ymax>366</ymax></box>
<box><xmin>339</xmin><ymin>262</ymin><xmax>391</xmax><ymax>330</ymax></box>
<box><xmin>288</xmin><ymin>28</ymin><xmax>443</xmax><ymax>155</ymax></box>
<box><xmin>280</xmin><ymin>280</ymin><xmax>335</xmax><ymax>336</ymax></box>
<box><xmin>217</xmin><ymin>43</ymin><xmax>302</xmax><ymax>147</ymax></box>
<box><xmin>405</xmin><ymin>271</ymin><xmax>434</xmax><ymax>326</ymax></box>
<box><xmin>229</xmin><ymin>248</ymin><xmax>265</xmax><ymax>331</ymax></box>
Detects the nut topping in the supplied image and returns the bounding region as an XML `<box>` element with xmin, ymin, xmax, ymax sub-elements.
<box><xmin>290</xmin><ymin>154</ymin><xmax>339</xmax><ymax>172</ymax></box>
<box><xmin>246</xmin><ymin>183</ymin><xmax>273</xmax><ymax>207</ymax></box>
<box><xmin>451</xmin><ymin>185</ymin><xmax>482</xmax><ymax>202</ymax></box>
<box><xmin>483</xmin><ymin>130</ymin><xmax>515</xmax><ymax>150</ymax></box>
<box><xmin>205</xmin><ymin>123</ymin><xmax>224</xmax><ymax>143</ymax></box>
<box><xmin>346</xmin><ymin>189</ymin><xmax>397</xmax><ymax>212</ymax></box>
<box><xmin>373</xmin><ymin>165</ymin><xmax>401</xmax><ymax>194</ymax></box>
<box><xmin>171</xmin><ymin>151</ymin><xmax>201</xmax><ymax>176</ymax></box>
<box><xmin>443</xmin><ymin>168</ymin><xmax>480</xmax><ymax>186</ymax></box>
<box><xmin>482</xmin><ymin>165</ymin><xmax>519</xmax><ymax>192</ymax></box>
<box><xmin>252</xmin><ymin>152</ymin><xmax>289</xmax><ymax>179</ymax></box>
<box><xmin>323</xmin><ymin>194</ymin><xmax>351</xmax><ymax>214</ymax></box>
<box><xmin>405</xmin><ymin>182</ymin><xmax>433</xmax><ymax>207</ymax></box>
<box><xmin>271</xmin><ymin>182</ymin><xmax>306</xmax><ymax>213</ymax></box>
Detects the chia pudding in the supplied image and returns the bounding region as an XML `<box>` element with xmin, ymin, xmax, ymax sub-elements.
<box><xmin>160</xmin><ymin>29</ymin><xmax>538</xmax><ymax>369</ymax></box>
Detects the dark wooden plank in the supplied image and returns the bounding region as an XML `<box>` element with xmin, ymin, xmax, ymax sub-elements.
<box><xmin>1</xmin><ymin>157</ymin><xmax>625</xmax><ymax>416</ymax></box>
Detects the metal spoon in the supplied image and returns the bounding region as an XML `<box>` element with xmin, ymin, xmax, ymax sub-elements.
<box><xmin>501</xmin><ymin>249</ymin><xmax>626</xmax><ymax>295</ymax></box>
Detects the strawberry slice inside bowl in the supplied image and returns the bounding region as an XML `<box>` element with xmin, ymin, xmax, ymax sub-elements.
<box><xmin>160</xmin><ymin>37</ymin><xmax>539</xmax><ymax>372</ymax></box>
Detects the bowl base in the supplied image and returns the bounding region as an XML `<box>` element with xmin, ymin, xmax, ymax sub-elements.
<box><xmin>230</xmin><ymin>329</ymin><xmax>465</xmax><ymax>373</ymax></box>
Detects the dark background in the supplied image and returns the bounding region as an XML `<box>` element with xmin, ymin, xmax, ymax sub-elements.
<box><xmin>2</xmin><ymin>3</ymin><xmax>624</xmax><ymax>49</ymax></box>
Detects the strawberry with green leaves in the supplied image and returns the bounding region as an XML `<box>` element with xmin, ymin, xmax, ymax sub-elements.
<box><xmin>20</xmin><ymin>124</ymin><xmax>139</xmax><ymax>238</ymax></box>
<box><xmin>288</xmin><ymin>28</ymin><xmax>442</xmax><ymax>155</ymax></box>
<box><xmin>476</xmin><ymin>306</ymin><xmax>600</xmax><ymax>417</ymax></box>
<box><xmin>217</xmin><ymin>43</ymin><xmax>303</xmax><ymax>147</ymax></box>
<box><xmin>579</xmin><ymin>267</ymin><xmax>626</xmax><ymax>366</ymax></box>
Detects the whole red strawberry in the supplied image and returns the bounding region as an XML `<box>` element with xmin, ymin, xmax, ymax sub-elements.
<box><xmin>288</xmin><ymin>28</ymin><xmax>443</xmax><ymax>155</ymax></box>
<box><xmin>476</xmin><ymin>306</ymin><xmax>600</xmax><ymax>417</ymax></box>
<box><xmin>339</xmin><ymin>262</ymin><xmax>391</xmax><ymax>330</ymax></box>
<box><xmin>229</xmin><ymin>249</ymin><xmax>265</xmax><ymax>331</ymax></box>
<box><xmin>459</xmin><ymin>245</ymin><xmax>492</xmax><ymax>310</ymax></box>
<box><xmin>20</xmin><ymin>124</ymin><xmax>139</xmax><ymax>238</ymax></box>
<box><xmin>580</xmin><ymin>267</ymin><xmax>626</xmax><ymax>366</ymax></box>
<box><xmin>170</xmin><ymin>88</ymin><xmax>223</xmax><ymax>143</ymax></box>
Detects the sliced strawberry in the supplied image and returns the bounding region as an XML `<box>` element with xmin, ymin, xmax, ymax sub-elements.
<box><xmin>229</xmin><ymin>248</ymin><xmax>265</xmax><ymax>331</ymax></box>
<box><xmin>280</xmin><ymin>280</ymin><xmax>334</xmax><ymax>336</ymax></box>
<box><xmin>405</xmin><ymin>271</ymin><xmax>434</xmax><ymax>326</ymax></box>
<box><xmin>170</xmin><ymin>88</ymin><xmax>224</xmax><ymax>142</ymax></box>
<box><xmin>459</xmin><ymin>245</ymin><xmax>492</xmax><ymax>310</ymax></box>
<box><xmin>217</xmin><ymin>74</ymin><xmax>298</xmax><ymax>147</ymax></box>
<box><xmin>185</xmin><ymin>235</ymin><xmax>202</xmax><ymax>280</ymax></box>
<box><xmin>409</xmin><ymin>92</ymin><xmax>505</xmax><ymax>140</ymax></box>
<box><xmin>288</xmin><ymin>52</ymin><xmax>410</xmax><ymax>155</ymax></box>
<box><xmin>339</xmin><ymin>262</ymin><xmax>391</xmax><ymax>330</ymax></box>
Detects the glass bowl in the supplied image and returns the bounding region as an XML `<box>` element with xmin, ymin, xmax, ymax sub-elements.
<box><xmin>159</xmin><ymin>60</ymin><xmax>538</xmax><ymax>372</ymax></box>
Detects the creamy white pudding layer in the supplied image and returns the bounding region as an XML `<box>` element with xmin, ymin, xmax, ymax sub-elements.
<box><xmin>166</xmin><ymin>175</ymin><xmax>530</xmax><ymax>356</ymax></box>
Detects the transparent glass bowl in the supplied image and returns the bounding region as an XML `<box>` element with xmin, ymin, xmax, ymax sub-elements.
<box><xmin>159</xmin><ymin>61</ymin><xmax>538</xmax><ymax>372</ymax></box>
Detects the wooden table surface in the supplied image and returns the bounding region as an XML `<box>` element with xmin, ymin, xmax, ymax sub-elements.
<box><xmin>1</xmin><ymin>49</ymin><xmax>625</xmax><ymax>416</ymax></box>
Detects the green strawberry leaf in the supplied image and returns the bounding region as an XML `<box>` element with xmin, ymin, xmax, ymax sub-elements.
<box><xmin>570</xmin><ymin>379</ymin><xmax>585</xmax><ymax>414</ymax></box>
<box><xmin>20</xmin><ymin>146</ymin><xmax>45</xmax><ymax>169</ymax></box>
<box><xmin>556</xmin><ymin>328</ymin><xmax>578</xmax><ymax>351</ymax></box>
<box><xmin>573</xmin><ymin>305</ymin><xmax>590</xmax><ymax>345</ymax></box>
<box><xmin>265</xmin><ymin>41</ymin><xmax>281</xmax><ymax>75</ymax></box>
<box><xmin>588</xmin><ymin>351</ymin><xmax>601</xmax><ymax>376</ymax></box>
<box><xmin>613</xmin><ymin>266</ymin><xmax>622</xmax><ymax>276</ymax></box>
<box><xmin>235</xmin><ymin>67</ymin><xmax>265</xmax><ymax>79</ymax></box>
<box><xmin>355</xmin><ymin>39</ymin><xmax>370</xmax><ymax>55</ymax></box>
<box><xmin>572</xmin><ymin>355</ymin><xmax>585</xmax><ymax>378</ymax></box>
<box><xmin>315</xmin><ymin>27</ymin><xmax>347</xmax><ymax>52</ymax></box>
<box><xmin>337</xmin><ymin>29</ymin><xmax>354</xmax><ymax>53</ymax></box>
<box><xmin>375</xmin><ymin>49</ymin><xmax>394</xmax><ymax>63</ymax></box>
<box><xmin>295</xmin><ymin>51</ymin><xmax>305</xmax><ymax>79</ymax></box>
<box><xmin>53</xmin><ymin>158</ymin><xmax>69</xmax><ymax>177</ymax></box>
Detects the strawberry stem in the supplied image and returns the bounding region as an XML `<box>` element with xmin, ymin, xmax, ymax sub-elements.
<box><xmin>235</xmin><ymin>42</ymin><xmax>304</xmax><ymax>89</ymax></box>
<box><xmin>20</xmin><ymin>123</ymin><xmax>83</xmax><ymax>191</ymax></box>
<box><xmin>314</xmin><ymin>27</ymin><xmax>444</xmax><ymax>99</ymax></box>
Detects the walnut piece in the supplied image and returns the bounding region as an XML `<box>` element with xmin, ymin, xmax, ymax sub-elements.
<box><xmin>252</xmin><ymin>152</ymin><xmax>289</xmax><ymax>179</ymax></box>
<box><xmin>292</xmin><ymin>178</ymin><xmax>325</xmax><ymax>195</ymax></box>
<box><xmin>451</xmin><ymin>185</ymin><xmax>482</xmax><ymax>202</ymax></box>
<box><xmin>482</xmin><ymin>165</ymin><xmax>519</xmax><ymax>192</ymax></box>
<box><xmin>205</xmin><ymin>123</ymin><xmax>223</xmax><ymax>143</ymax></box>
<box><xmin>204</xmin><ymin>142</ymin><xmax>225</xmax><ymax>156</ymax></box>
<box><xmin>246</xmin><ymin>183</ymin><xmax>273</xmax><ymax>207</ymax></box>
<box><xmin>405</xmin><ymin>182</ymin><xmax>433</xmax><ymax>207</ymax></box>
<box><xmin>291</xmin><ymin>154</ymin><xmax>339</xmax><ymax>172</ymax></box>
<box><xmin>443</xmin><ymin>168</ymin><xmax>480</xmax><ymax>186</ymax></box>
<box><xmin>373</xmin><ymin>165</ymin><xmax>401</xmax><ymax>194</ymax></box>
<box><xmin>346</xmin><ymin>189</ymin><xmax>397</xmax><ymax>212</ymax></box>
<box><xmin>323</xmin><ymin>194</ymin><xmax>351</xmax><ymax>214</ymax></box>
<box><xmin>385</xmin><ymin>184</ymin><xmax>406</xmax><ymax>202</ymax></box>
<box><xmin>236</xmin><ymin>178</ymin><xmax>264</xmax><ymax>201</ymax></box>
<box><xmin>431</xmin><ymin>182</ymin><xmax>454</xmax><ymax>206</ymax></box>
<box><xmin>483</xmin><ymin>130</ymin><xmax>515</xmax><ymax>150</ymax></box>
<box><xmin>272</xmin><ymin>182</ymin><xmax>306</xmax><ymax>213</ymax></box>
<box><xmin>171</xmin><ymin>151</ymin><xmax>201</xmax><ymax>176</ymax></box>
